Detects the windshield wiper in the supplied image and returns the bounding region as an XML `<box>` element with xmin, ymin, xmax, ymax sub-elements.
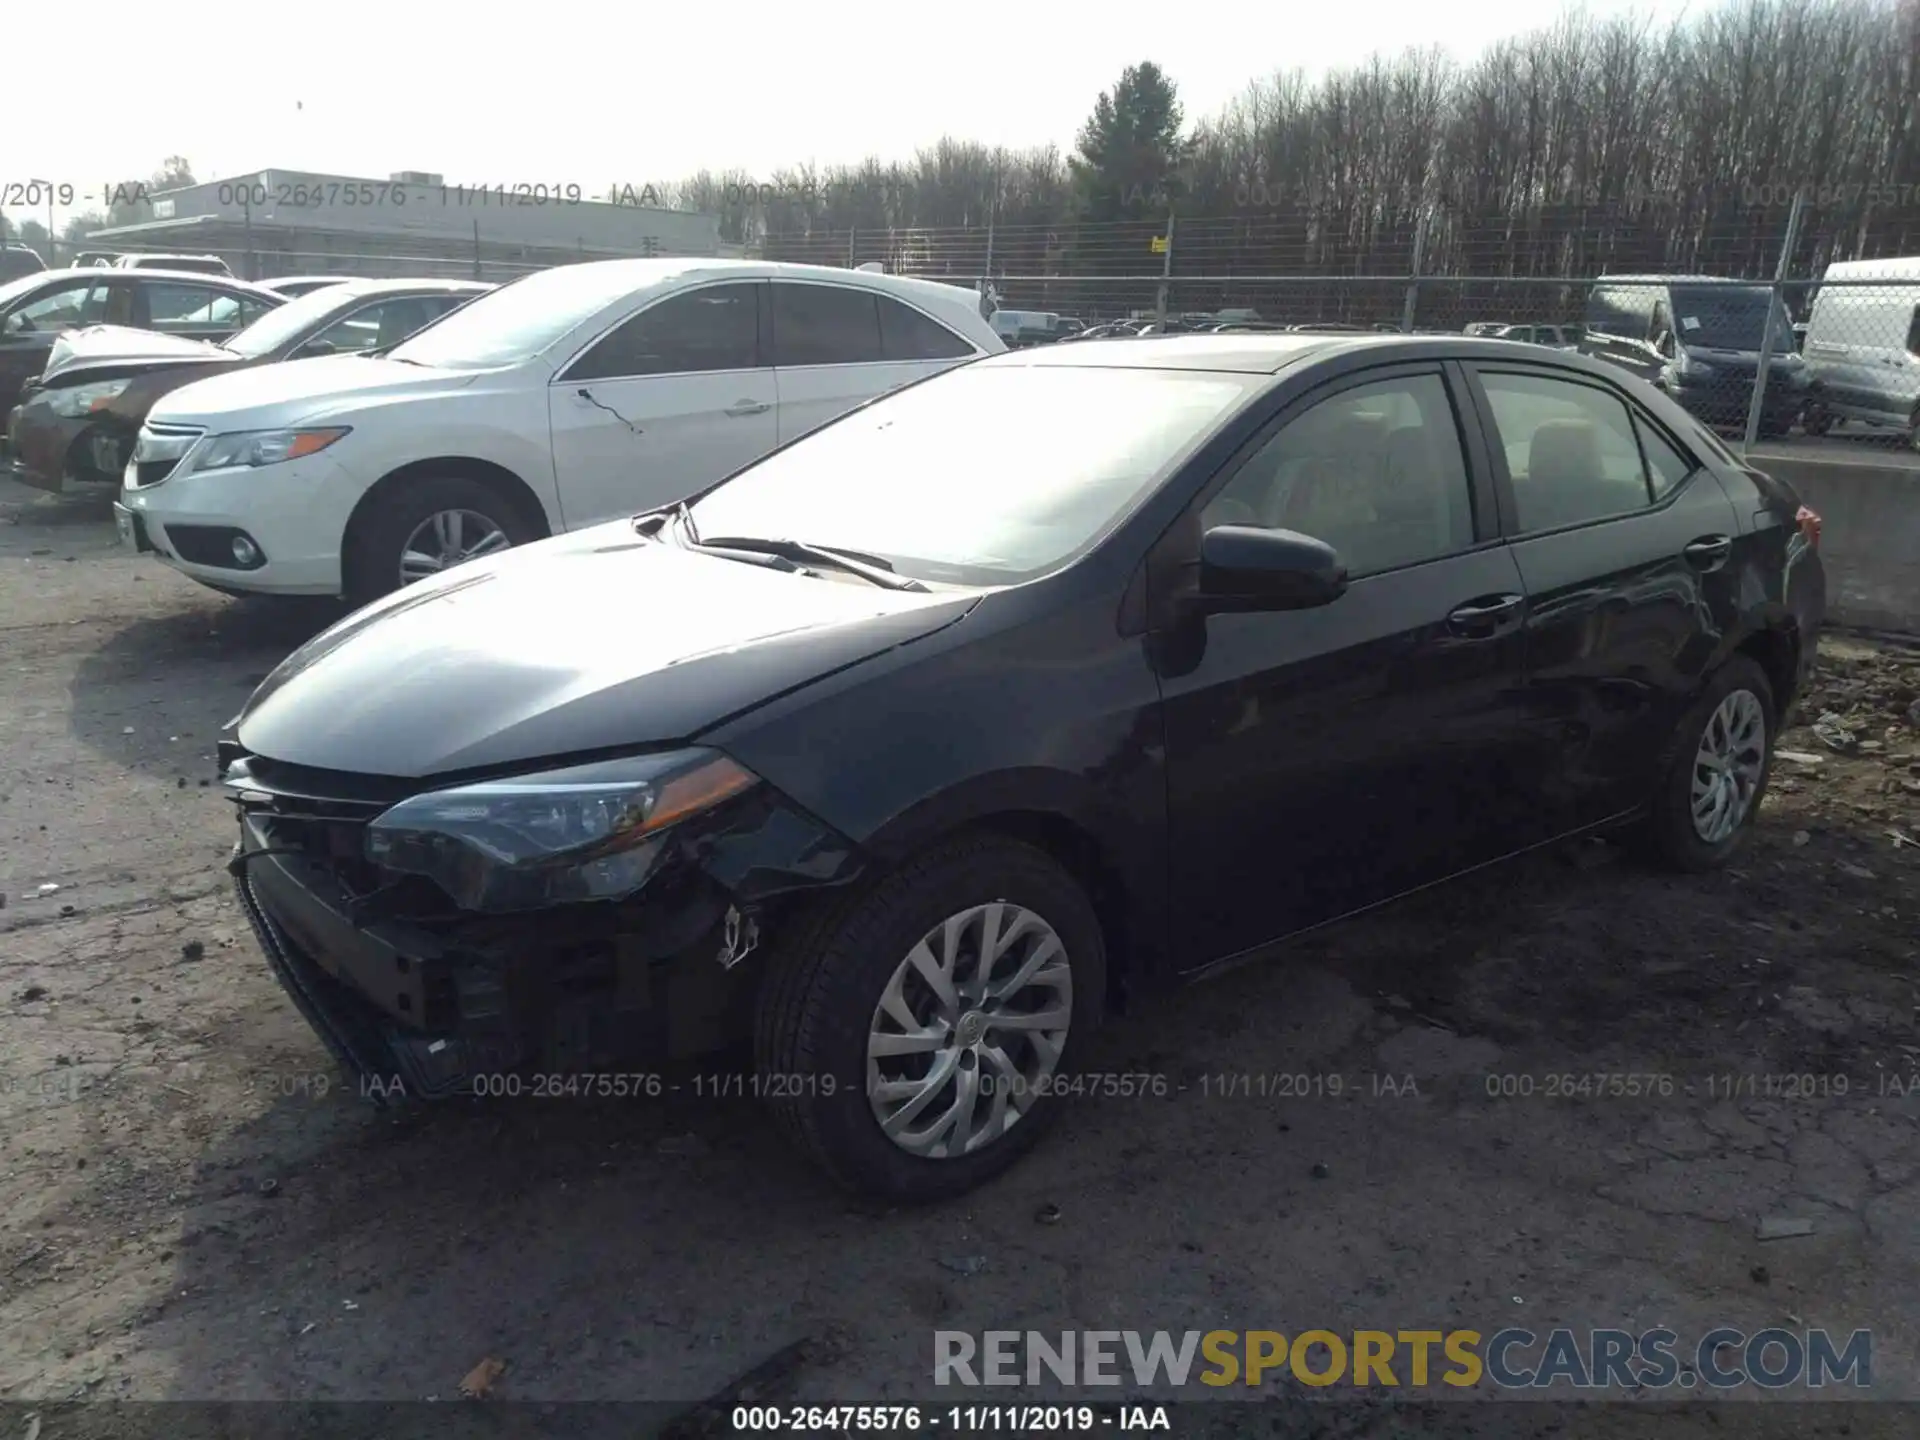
<box><xmin>691</xmin><ymin>535</ymin><xmax>928</xmax><ymax>591</ymax></box>
<box><xmin>633</xmin><ymin>499</ymin><xmax>699</xmax><ymax>543</ymax></box>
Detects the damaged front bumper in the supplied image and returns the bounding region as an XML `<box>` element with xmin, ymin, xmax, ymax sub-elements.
<box><xmin>7</xmin><ymin>392</ymin><xmax>124</xmax><ymax>494</ymax></box>
<box><xmin>223</xmin><ymin>752</ymin><xmax>864</xmax><ymax>1103</ymax></box>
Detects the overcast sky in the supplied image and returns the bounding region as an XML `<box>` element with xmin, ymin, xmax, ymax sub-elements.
<box><xmin>7</xmin><ymin>0</ymin><xmax>1693</xmax><ymax>232</ymax></box>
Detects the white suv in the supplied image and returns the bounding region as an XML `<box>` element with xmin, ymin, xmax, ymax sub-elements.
<box><xmin>117</xmin><ymin>259</ymin><xmax>1003</xmax><ymax>604</ymax></box>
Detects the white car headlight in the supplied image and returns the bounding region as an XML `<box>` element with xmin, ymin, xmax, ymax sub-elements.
<box><xmin>48</xmin><ymin>379</ymin><xmax>133</xmax><ymax>418</ymax></box>
<box><xmin>191</xmin><ymin>427</ymin><xmax>351</xmax><ymax>471</ymax></box>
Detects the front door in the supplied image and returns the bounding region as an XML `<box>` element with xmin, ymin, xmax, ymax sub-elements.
<box><xmin>547</xmin><ymin>281</ymin><xmax>776</xmax><ymax>529</ymax></box>
<box><xmin>1155</xmin><ymin>364</ymin><xmax>1534</xmax><ymax>970</ymax></box>
<box><xmin>1464</xmin><ymin>363</ymin><xmax>1746</xmax><ymax>838</ymax></box>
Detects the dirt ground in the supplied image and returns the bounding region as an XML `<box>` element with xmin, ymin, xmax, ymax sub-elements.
<box><xmin>2</xmin><ymin>477</ymin><xmax>1918</xmax><ymax>1435</ymax></box>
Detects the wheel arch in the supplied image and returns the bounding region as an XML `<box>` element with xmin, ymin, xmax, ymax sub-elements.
<box><xmin>339</xmin><ymin>455</ymin><xmax>552</xmax><ymax>593</ymax></box>
<box><xmin>1731</xmin><ymin>619</ymin><xmax>1802</xmax><ymax>721</ymax></box>
<box><xmin>858</xmin><ymin>771</ymin><xmax>1166</xmax><ymax>1015</ymax></box>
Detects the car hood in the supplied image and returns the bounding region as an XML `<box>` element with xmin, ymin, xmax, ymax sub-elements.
<box><xmin>235</xmin><ymin>521</ymin><xmax>978</xmax><ymax>779</ymax></box>
<box><xmin>151</xmin><ymin>353</ymin><xmax>479</xmax><ymax>428</ymax></box>
<box><xmin>42</xmin><ymin>325</ymin><xmax>230</xmax><ymax>383</ymax></box>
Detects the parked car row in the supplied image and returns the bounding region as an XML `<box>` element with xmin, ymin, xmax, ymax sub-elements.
<box><xmin>202</xmin><ymin>319</ymin><xmax>1825</xmax><ymax>1199</ymax></box>
<box><xmin>0</xmin><ymin>268</ymin><xmax>287</xmax><ymax>427</ymax></box>
<box><xmin>8</xmin><ymin>278</ymin><xmax>489</xmax><ymax>495</ymax></box>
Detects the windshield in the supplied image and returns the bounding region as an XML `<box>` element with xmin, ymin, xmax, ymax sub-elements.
<box><xmin>0</xmin><ymin>271</ymin><xmax>58</xmax><ymax>311</ymax></box>
<box><xmin>224</xmin><ymin>285</ymin><xmax>365</xmax><ymax>358</ymax></box>
<box><xmin>1670</xmin><ymin>287</ymin><xmax>1795</xmax><ymax>351</ymax></box>
<box><xmin>388</xmin><ymin>264</ymin><xmax>637</xmax><ymax>369</ymax></box>
<box><xmin>687</xmin><ymin>365</ymin><xmax>1260</xmax><ymax>586</ymax></box>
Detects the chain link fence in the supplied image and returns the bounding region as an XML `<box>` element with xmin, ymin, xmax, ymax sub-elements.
<box><xmin>11</xmin><ymin>199</ymin><xmax>1917</xmax><ymax>455</ymax></box>
<box><xmin>750</xmin><ymin>202</ymin><xmax>1918</xmax><ymax>456</ymax></box>
<box><xmin>47</xmin><ymin>234</ymin><xmax>676</xmax><ymax>286</ymax></box>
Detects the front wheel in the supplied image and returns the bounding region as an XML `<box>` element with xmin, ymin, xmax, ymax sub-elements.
<box><xmin>1635</xmin><ymin>655</ymin><xmax>1775</xmax><ymax>872</ymax></box>
<box><xmin>754</xmin><ymin>834</ymin><xmax>1106</xmax><ymax>1201</ymax></box>
<box><xmin>343</xmin><ymin>475</ymin><xmax>537</xmax><ymax>608</ymax></box>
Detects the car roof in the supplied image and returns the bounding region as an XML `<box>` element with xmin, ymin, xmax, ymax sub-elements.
<box><xmin>1820</xmin><ymin>256</ymin><xmax>1920</xmax><ymax>281</ymax></box>
<box><xmin>312</xmin><ymin>278</ymin><xmax>493</xmax><ymax>299</ymax></box>
<box><xmin>1593</xmin><ymin>273</ymin><xmax>1769</xmax><ymax>288</ymax></box>
<box><xmin>506</xmin><ymin>256</ymin><xmax>986</xmax><ymax>314</ymax></box>
<box><xmin>15</xmin><ymin>266</ymin><xmax>280</xmax><ymax>296</ymax></box>
<box><xmin>972</xmin><ymin>332</ymin><xmax>1636</xmax><ymax>376</ymax></box>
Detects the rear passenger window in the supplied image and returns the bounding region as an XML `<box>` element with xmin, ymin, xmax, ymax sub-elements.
<box><xmin>772</xmin><ymin>283</ymin><xmax>882</xmax><ymax>366</ymax></box>
<box><xmin>1479</xmin><ymin>372</ymin><xmax>1653</xmax><ymax>532</ymax></box>
<box><xmin>877</xmin><ymin>295</ymin><xmax>972</xmax><ymax>360</ymax></box>
<box><xmin>1907</xmin><ymin>306</ymin><xmax>1920</xmax><ymax>358</ymax></box>
<box><xmin>146</xmin><ymin>283</ymin><xmax>226</xmax><ymax>329</ymax></box>
<box><xmin>1635</xmin><ymin>417</ymin><xmax>1696</xmax><ymax>497</ymax></box>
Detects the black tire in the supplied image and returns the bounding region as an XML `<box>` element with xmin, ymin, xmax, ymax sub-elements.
<box><xmin>754</xmin><ymin>833</ymin><xmax>1107</xmax><ymax>1202</ymax></box>
<box><xmin>1634</xmin><ymin>655</ymin><xmax>1775</xmax><ymax>872</ymax></box>
<box><xmin>342</xmin><ymin>475</ymin><xmax>537</xmax><ymax>609</ymax></box>
<box><xmin>1801</xmin><ymin>406</ymin><xmax>1833</xmax><ymax>437</ymax></box>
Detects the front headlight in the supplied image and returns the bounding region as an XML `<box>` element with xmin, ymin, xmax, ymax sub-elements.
<box><xmin>48</xmin><ymin>378</ymin><xmax>133</xmax><ymax>418</ymax></box>
<box><xmin>364</xmin><ymin>749</ymin><xmax>759</xmax><ymax>912</ymax></box>
<box><xmin>191</xmin><ymin>426</ymin><xmax>350</xmax><ymax>471</ymax></box>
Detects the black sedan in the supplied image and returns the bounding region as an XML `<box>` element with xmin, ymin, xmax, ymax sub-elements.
<box><xmin>218</xmin><ymin>334</ymin><xmax>1825</xmax><ymax>1200</ymax></box>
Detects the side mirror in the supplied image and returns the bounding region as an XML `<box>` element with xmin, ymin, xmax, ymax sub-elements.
<box><xmin>1195</xmin><ymin>525</ymin><xmax>1347</xmax><ymax>611</ymax></box>
<box><xmin>295</xmin><ymin>339</ymin><xmax>336</xmax><ymax>359</ymax></box>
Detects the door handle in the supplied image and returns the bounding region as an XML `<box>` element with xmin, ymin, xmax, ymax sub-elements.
<box><xmin>1445</xmin><ymin>593</ymin><xmax>1525</xmax><ymax>637</ymax></box>
<box><xmin>724</xmin><ymin>399</ymin><xmax>770</xmax><ymax>417</ymax></box>
<box><xmin>1682</xmin><ymin>535</ymin><xmax>1733</xmax><ymax>570</ymax></box>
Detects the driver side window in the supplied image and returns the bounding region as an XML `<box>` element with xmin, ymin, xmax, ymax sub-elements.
<box><xmin>1201</xmin><ymin>372</ymin><xmax>1476</xmax><ymax>578</ymax></box>
<box><xmin>563</xmin><ymin>283</ymin><xmax>762</xmax><ymax>381</ymax></box>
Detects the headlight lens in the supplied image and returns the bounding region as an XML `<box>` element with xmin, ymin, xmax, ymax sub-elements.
<box><xmin>364</xmin><ymin>749</ymin><xmax>758</xmax><ymax>912</ymax></box>
<box><xmin>48</xmin><ymin>378</ymin><xmax>133</xmax><ymax>418</ymax></box>
<box><xmin>192</xmin><ymin>426</ymin><xmax>350</xmax><ymax>471</ymax></box>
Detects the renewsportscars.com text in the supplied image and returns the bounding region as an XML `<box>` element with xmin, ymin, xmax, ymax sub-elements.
<box><xmin>934</xmin><ymin>1327</ymin><xmax>1872</xmax><ymax>1391</ymax></box>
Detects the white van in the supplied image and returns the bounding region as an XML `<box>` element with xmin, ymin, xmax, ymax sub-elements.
<box><xmin>1801</xmin><ymin>256</ymin><xmax>1920</xmax><ymax>443</ymax></box>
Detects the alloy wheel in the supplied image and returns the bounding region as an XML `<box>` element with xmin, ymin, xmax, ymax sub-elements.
<box><xmin>1690</xmin><ymin>688</ymin><xmax>1767</xmax><ymax>844</ymax></box>
<box><xmin>398</xmin><ymin>508</ymin><xmax>511</xmax><ymax>586</ymax></box>
<box><xmin>866</xmin><ymin>902</ymin><xmax>1073</xmax><ymax>1159</ymax></box>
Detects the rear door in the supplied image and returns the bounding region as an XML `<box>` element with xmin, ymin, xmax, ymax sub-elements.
<box><xmin>1463</xmin><ymin>361</ymin><xmax>1745</xmax><ymax>839</ymax></box>
<box><xmin>546</xmin><ymin>280</ymin><xmax>775</xmax><ymax>528</ymax></box>
<box><xmin>768</xmin><ymin>281</ymin><xmax>963</xmax><ymax>444</ymax></box>
<box><xmin>1154</xmin><ymin>363</ymin><xmax>1534</xmax><ymax>968</ymax></box>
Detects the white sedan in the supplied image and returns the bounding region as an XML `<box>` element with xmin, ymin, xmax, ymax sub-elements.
<box><xmin>117</xmin><ymin>259</ymin><xmax>1003</xmax><ymax>605</ymax></box>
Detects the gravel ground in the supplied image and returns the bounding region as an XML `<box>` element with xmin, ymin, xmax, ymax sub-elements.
<box><xmin>2</xmin><ymin>480</ymin><xmax>1918</xmax><ymax>1435</ymax></box>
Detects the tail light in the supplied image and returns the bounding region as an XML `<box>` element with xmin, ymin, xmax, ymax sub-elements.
<box><xmin>1795</xmin><ymin>504</ymin><xmax>1822</xmax><ymax>548</ymax></box>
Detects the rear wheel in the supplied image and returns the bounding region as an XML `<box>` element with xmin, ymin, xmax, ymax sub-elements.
<box><xmin>1635</xmin><ymin>656</ymin><xmax>1775</xmax><ymax>872</ymax></box>
<box><xmin>343</xmin><ymin>475</ymin><xmax>536</xmax><ymax>608</ymax></box>
<box><xmin>755</xmin><ymin>834</ymin><xmax>1106</xmax><ymax>1201</ymax></box>
<box><xmin>1800</xmin><ymin>405</ymin><xmax>1833</xmax><ymax>437</ymax></box>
